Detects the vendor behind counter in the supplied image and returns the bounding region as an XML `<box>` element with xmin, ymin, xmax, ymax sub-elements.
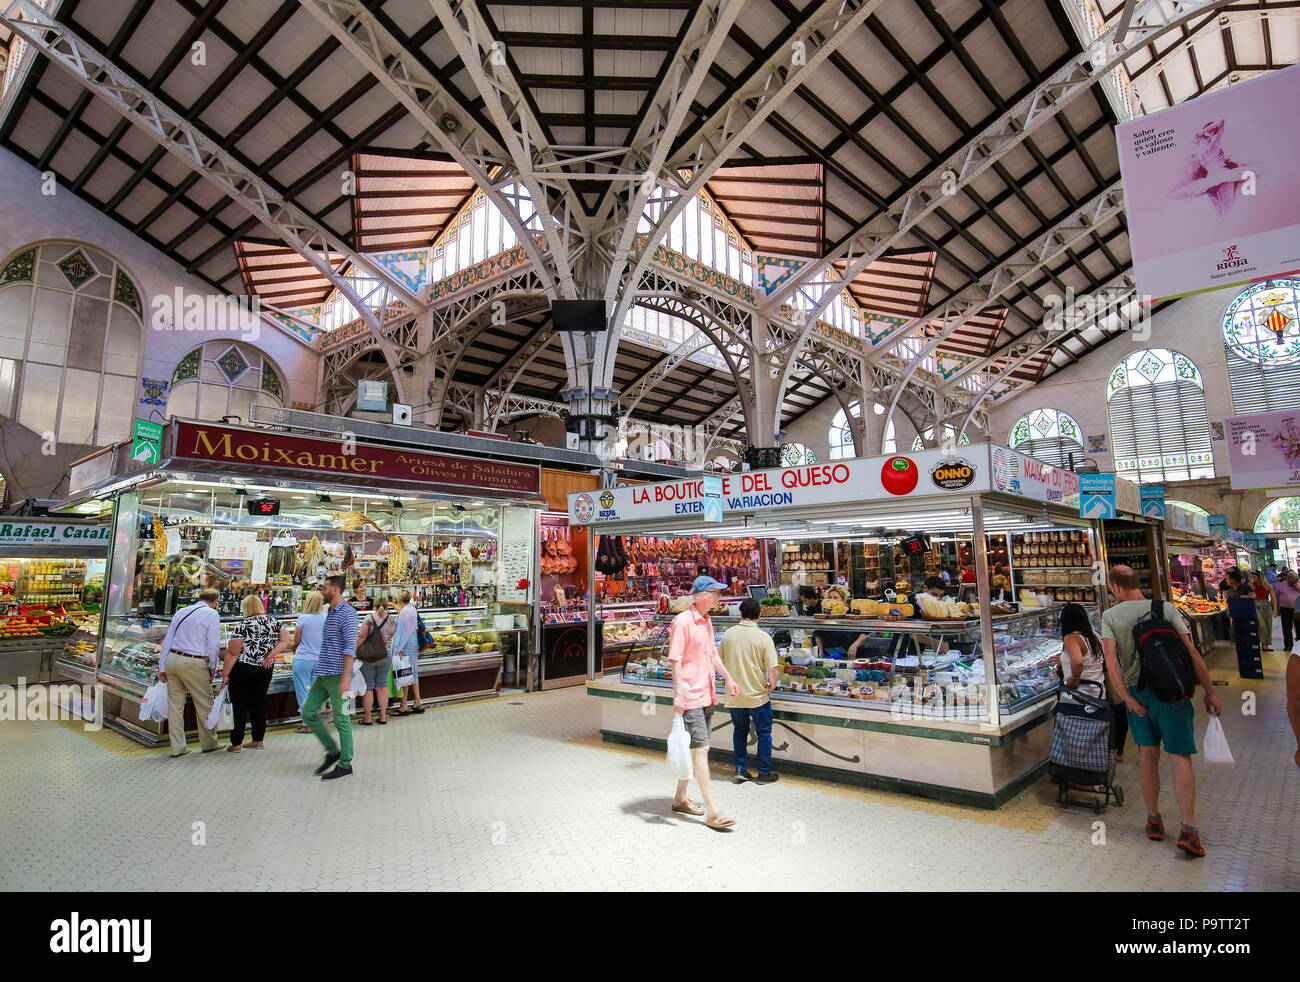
<box><xmin>814</xmin><ymin>576</ymin><xmax>955</xmax><ymax>659</ymax></box>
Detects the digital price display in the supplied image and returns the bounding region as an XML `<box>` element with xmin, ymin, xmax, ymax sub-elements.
<box><xmin>901</xmin><ymin>532</ymin><xmax>929</xmax><ymax>555</ymax></box>
<box><xmin>246</xmin><ymin>498</ymin><xmax>281</xmax><ymax>516</ymax></box>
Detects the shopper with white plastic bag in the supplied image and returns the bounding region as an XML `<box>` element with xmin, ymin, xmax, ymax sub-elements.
<box><xmin>666</xmin><ymin>576</ymin><xmax>740</xmax><ymax>831</ymax></box>
<box><xmin>300</xmin><ymin>574</ymin><xmax>359</xmax><ymax>781</ymax></box>
<box><xmin>156</xmin><ymin>588</ymin><xmax>223</xmax><ymax>757</ymax></box>
<box><xmin>138</xmin><ymin>681</ymin><xmax>169</xmax><ymax>723</ymax></box>
<box><xmin>666</xmin><ymin>714</ymin><xmax>693</xmax><ymax>780</ymax></box>
<box><xmin>1203</xmin><ymin>716</ymin><xmax>1235</xmax><ymax>765</ymax></box>
<box><xmin>204</xmin><ymin>686</ymin><xmax>233</xmax><ymax>731</ymax></box>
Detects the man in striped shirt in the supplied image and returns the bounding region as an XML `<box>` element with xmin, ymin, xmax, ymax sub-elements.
<box><xmin>301</xmin><ymin>574</ymin><xmax>359</xmax><ymax>780</ymax></box>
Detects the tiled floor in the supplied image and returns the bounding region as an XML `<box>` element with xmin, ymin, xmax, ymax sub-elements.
<box><xmin>1</xmin><ymin>642</ymin><xmax>1296</xmax><ymax>891</ymax></box>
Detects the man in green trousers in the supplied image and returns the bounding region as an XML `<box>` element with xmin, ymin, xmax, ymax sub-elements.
<box><xmin>301</xmin><ymin>574</ymin><xmax>358</xmax><ymax>780</ymax></box>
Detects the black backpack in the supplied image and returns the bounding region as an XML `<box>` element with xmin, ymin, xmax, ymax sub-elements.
<box><xmin>1132</xmin><ymin>599</ymin><xmax>1196</xmax><ymax>702</ymax></box>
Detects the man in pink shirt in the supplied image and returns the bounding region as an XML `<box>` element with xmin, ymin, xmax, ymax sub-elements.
<box><xmin>668</xmin><ymin>575</ymin><xmax>739</xmax><ymax>830</ymax></box>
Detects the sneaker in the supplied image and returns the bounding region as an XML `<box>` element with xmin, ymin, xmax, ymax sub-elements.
<box><xmin>1176</xmin><ymin>827</ymin><xmax>1206</xmax><ymax>858</ymax></box>
<box><xmin>321</xmin><ymin>765</ymin><xmax>353</xmax><ymax>781</ymax></box>
<box><xmin>1145</xmin><ymin>815</ymin><xmax>1166</xmax><ymax>841</ymax></box>
<box><xmin>756</xmin><ymin>772</ymin><xmax>780</xmax><ymax>784</ymax></box>
<box><xmin>734</xmin><ymin>769</ymin><xmax>755</xmax><ymax>783</ymax></box>
<box><xmin>314</xmin><ymin>752</ymin><xmax>340</xmax><ymax>775</ymax></box>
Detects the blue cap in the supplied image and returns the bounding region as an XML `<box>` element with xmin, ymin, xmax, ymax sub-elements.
<box><xmin>691</xmin><ymin>575</ymin><xmax>726</xmax><ymax>595</ymax></box>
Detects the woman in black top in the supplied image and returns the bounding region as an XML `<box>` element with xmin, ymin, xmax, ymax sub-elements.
<box><xmin>796</xmin><ymin>585</ymin><xmax>821</xmax><ymax>616</ymax></box>
<box><xmin>221</xmin><ymin>595</ymin><xmax>290</xmax><ymax>752</ymax></box>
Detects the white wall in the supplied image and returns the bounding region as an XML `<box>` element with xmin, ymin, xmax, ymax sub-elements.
<box><xmin>0</xmin><ymin>147</ymin><xmax>321</xmax><ymax>497</ymax></box>
<box><xmin>988</xmin><ymin>288</ymin><xmax>1236</xmax><ymax>475</ymax></box>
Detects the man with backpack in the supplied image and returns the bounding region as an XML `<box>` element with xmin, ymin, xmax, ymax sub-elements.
<box><xmin>1100</xmin><ymin>566</ymin><xmax>1222</xmax><ymax>857</ymax></box>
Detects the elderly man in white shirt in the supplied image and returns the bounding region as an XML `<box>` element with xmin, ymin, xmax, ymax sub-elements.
<box><xmin>157</xmin><ymin>588</ymin><xmax>223</xmax><ymax>757</ymax></box>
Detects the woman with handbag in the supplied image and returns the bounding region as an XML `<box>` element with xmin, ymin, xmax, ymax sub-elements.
<box><xmin>222</xmin><ymin>595</ymin><xmax>291</xmax><ymax>752</ymax></box>
<box><xmin>391</xmin><ymin>589</ymin><xmax>425</xmax><ymax>717</ymax></box>
<box><xmin>355</xmin><ymin>592</ymin><xmax>397</xmax><ymax>725</ymax></box>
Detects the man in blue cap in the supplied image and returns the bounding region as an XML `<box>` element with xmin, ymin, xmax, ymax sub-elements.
<box><xmin>668</xmin><ymin>575</ymin><xmax>739</xmax><ymax>830</ymax></box>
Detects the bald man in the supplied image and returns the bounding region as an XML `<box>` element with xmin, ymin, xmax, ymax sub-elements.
<box><xmin>1100</xmin><ymin>565</ymin><xmax>1221</xmax><ymax>858</ymax></box>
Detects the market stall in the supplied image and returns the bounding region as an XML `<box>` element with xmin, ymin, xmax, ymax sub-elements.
<box><xmin>571</xmin><ymin>444</ymin><xmax>1100</xmax><ymax>808</ymax></box>
<box><xmin>0</xmin><ymin>519</ymin><xmax>109</xmax><ymax>685</ymax></box>
<box><xmin>1164</xmin><ymin>505</ymin><xmax>1225</xmax><ymax>657</ymax></box>
<box><xmin>57</xmin><ymin>419</ymin><xmax>543</xmax><ymax>743</ymax></box>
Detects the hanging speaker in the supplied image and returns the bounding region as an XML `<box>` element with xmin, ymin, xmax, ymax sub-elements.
<box><xmin>392</xmin><ymin>403</ymin><xmax>412</xmax><ymax>426</ymax></box>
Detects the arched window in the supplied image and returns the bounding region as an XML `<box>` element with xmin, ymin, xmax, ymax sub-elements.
<box><xmin>1221</xmin><ymin>278</ymin><xmax>1300</xmax><ymax>413</ymax></box>
<box><xmin>1106</xmin><ymin>348</ymin><xmax>1214</xmax><ymax>483</ymax></box>
<box><xmin>1010</xmin><ymin>408</ymin><xmax>1084</xmax><ymax>468</ymax></box>
<box><xmin>829</xmin><ymin>403</ymin><xmax>861</xmax><ymax>460</ymax></box>
<box><xmin>1256</xmin><ymin>497</ymin><xmax>1300</xmax><ymax>534</ymax></box>
<box><xmin>1166</xmin><ymin>499</ymin><xmax>1210</xmax><ymax>518</ymax></box>
<box><xmin>0</xmin><ymin>242</ymin><xmax>142</xmax><ymax>445</ymax></box>
<box><xmin>166</xmin><ymin>341</ymin><xmax>286</xmax><ymax>423</ymax></box>
<box><xmin>780</xmin><ymin>442</ymin><xmax>817</xmax><ymax>466</ymax></box>
<box><xmin>910</xmin><ymin>426</ymin><xmax>970</xmax><ymax>452</ymax></box>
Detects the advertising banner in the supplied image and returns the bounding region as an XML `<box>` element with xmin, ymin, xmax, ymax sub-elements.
<box><xmin>174</xmin><ymin>422</ymin><xmax>540</xmax><ymax>496</ymax></box>
<box><xmin>992</xmin><ymin>447</ymin><xmax>1081</xmax><ymax>509</ymax></box>
<box><xmin>1224</xmin><ymin>409</ymin><xmax>1300</xmax><ymax>490</ymax></box>
<box><xmin>1117</xmin><ymin>64</ymin><xmax>1300</xmax><ymax>302</ymax></box>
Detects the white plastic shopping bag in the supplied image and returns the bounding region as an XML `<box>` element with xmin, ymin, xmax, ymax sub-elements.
<box><xmin>1203</xmin><ymin>715</ymin><xmax>1234</xmax><ymax>765</ymax></box>
<box><xmin>347</xmin><ymin>661</ymin><xmax>367</xmax><ymax>698</ymax></box>
<box><xmin>392</xmin><ymin>654</ymin><xmax>415</xmax><ymax>689</ymax></box>
<box><xmin>138</xmin><ymin>681</ymin><xmax>168</xmax><ymax>723</ymax></box>
<box><xmin>666</xmin><ymin>714</ymin><xmax>693</xmax><ymax>780</ymax></box>
<box><xmin>204</xmin><ymin>686</ymin><xmax>231</xmax><ymax>731</ymax></box>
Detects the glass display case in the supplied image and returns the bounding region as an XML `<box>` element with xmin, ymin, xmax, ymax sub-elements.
<box><xmin>622</xmin><ymin>607</ymin><xmax>1070</xmax><ymax>719</ymax></box>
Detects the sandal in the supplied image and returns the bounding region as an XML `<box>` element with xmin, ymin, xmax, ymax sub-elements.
<box><xmin>671</xmin><ymin>800</ymin><xmax>704</xmax><ymax>816</ymax></box>
<box><xmin>706</xmin><ymin>815</ymin><xmax>736</xmax><ymax>831</ymax></box>
<box><xmin>377</xmin><ymin>718</ymin><xmax>388</xmax><ymax>725</ymax></box>
<box><xmin>410</xmin><ymin>706</ymin><xmax>424</xmax><ymax>714</ymax></box>
<box><xmin>359</xmin><ymin>720</ymin><xmax>373</xmax><ymax>726</ymax></box>
<box><xmin>227</xmin><ymin>745</ymin><xmax>242</xmax><ymax>753</ymax></box>
<box><xmin>293</xmin><ymin>725</ymin><xmax>311</xmax><ymax>734</ymax></box>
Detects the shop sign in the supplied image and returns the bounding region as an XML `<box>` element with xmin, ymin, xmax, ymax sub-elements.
<box><xmin>568</xmin><ymin>447</ymin><xmax>991</xmax><ymax>524</ymax></box>
<box><xmin>1079</xmin><ymin>475</ymin><xmax>1117</xmax><ymax>519</ymax></box>
<box><xmin>1208</xmin><ymin>514</ymin><xmax>1229</xmax><ymax>533</ymax></box>
<box><xmin>1224</xmin><ymin>409</ymin><xmax>1300</xmax><ymax>491</ymax></box>
<box><xmin>1114</xmin><ymin>476</ymin><xmax>1141</xmax><ymax>516</ymax></box>
<box><xmin>930</xmin><ymin>456</ymin><xmax>976</xmax><ymax>491</ymax></box>
<box><xmin>1117</xmin><ymin>63</ymin><xmax>1300</xmax><ymax>302</ymax></box>
<box><xmin>69</xmin><ymin>450</ymin><xmax>113</xmax><ymax>494</ymax></box>
<box><xmin>209</xmin><ymin>528</ymin><xmax>258</xmax><ymax>561</ymax></box>
<box><xmin>131</xmin><ymin>419</ymin><xmax>163</xmax><ymax>465</ymax></box>
<box><xmin>701</xmin><ymin>474</ymin><xmax>723</xmax><ymax>523</ymax></box>
<box><xmin>990</xmin><ymin>446</ymin><xmax>1080</xmax><ymax>507</ymax></box>
<box><xmin>1140</xmin><ymin>485</ymin><xmax>1167</xmax><ymax>519</ymax></box>
<box><xmin>0</xmin><ymin>522</ymin><xmax>109</xmax><ymax>547</ymax></box>
<box><xmin>174</xmin><ymin>422</ymin><xmax>540</xmax><ymax>495</ymax></box>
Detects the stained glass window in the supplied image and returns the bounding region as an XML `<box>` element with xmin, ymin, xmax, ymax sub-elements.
<box><xmin>167</xmin><ymin>341</ymin><xmax>286</xmax><ymax>422</ymax></box>
<box><xmin>0</xmin><ymin>241</ymin><xmax>142</xmax><ymax>446</ymax></box>
<box><xmin>1009</xmin><ymin>408</ymin><xmax>1084</xmax><ymax>469</ymax></box>
<box><xmin>910</xmin><ymin>426</ymin><xmax>970</xmax><ymax>452</ymax></box>
<box><xmin>1221</xmin><ymin>278</ymin><xmax>1300</xmax><ymax>414</ymax></box>
<box><xmin>1166</xmin><ymin>499</ymin><xmax>1210</xmax><ymax>518</ymax></box>
<box><xmin>1106</xmin><ymin>348</ymin><xmax>1214</xmax><ymax>483</ymax></box>
<box><xmin>780</xmin><ymin>443</ymin><xmax>818</xmax><ymax>466</ymax></box>
<box><xmin>1255</xmin><ymin>497</ymin><xmax>1300</xmax><ymax>534</ymax></box>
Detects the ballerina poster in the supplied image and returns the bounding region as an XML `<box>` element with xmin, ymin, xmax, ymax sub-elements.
<box><xmin>1117</xmin><ymin>64</ymin><xmax>1300</xmax><ymax>302</ymax></box>
<box><xmin>1225</xmin><ymin>409</ymin><xmax>1300</xmax><ymax>491</ymax></box>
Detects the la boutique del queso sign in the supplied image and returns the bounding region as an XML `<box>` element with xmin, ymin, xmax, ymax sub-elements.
<box><xmin>174</xmin><ymin>422</ymin><xmax>539</xmax><ymax>495</ymax></box>
<box><xmin>569</xmin><ymin>448</ymin><xmax>1002</xmax><ymax>524</ymax></box>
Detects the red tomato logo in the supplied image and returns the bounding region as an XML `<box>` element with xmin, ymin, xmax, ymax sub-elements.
<box><xmin>881</xmin><ymin>456</ymin><xmax>919</xmax><ymax>495</ymax></box>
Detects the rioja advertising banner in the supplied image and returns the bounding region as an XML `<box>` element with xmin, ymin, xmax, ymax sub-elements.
<box><xmin>1117</xmin><ymin>64</ymin><xmax>1300</xmax><ymax>302</ymax></box>
<box><xmin>1224</xmin><ymin>409</ymin><xmax>1300</xmax><ymax>490</ymax></box>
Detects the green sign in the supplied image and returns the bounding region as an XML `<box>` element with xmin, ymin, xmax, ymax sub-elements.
<box><xmin>132</xmin><ymin>419</ymin><xmax>163</xmax><ymax>464</ymax></box>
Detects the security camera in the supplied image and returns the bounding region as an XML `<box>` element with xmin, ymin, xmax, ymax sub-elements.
<box><xmin>439</xmin><ymin>113</ymin><xmax>461</xmax><ymax>133</ymax></box>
